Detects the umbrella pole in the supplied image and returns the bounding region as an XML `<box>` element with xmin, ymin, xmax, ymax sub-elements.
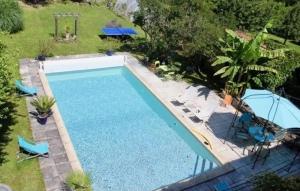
<box><xmin>252</xmin><ymin>136</ymin><xmax>268</xmax><ymax>169</ymax></box>
<box><xmin>224</xmin><ymin>100</ymin><xmax>242</xmax><ymax>144</ymax></box>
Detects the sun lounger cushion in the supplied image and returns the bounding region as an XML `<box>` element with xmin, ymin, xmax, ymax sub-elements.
<box><xmin>15</xmin><ymin>80</ymin><xmax>37</xmax><ymax>95</ymax></box>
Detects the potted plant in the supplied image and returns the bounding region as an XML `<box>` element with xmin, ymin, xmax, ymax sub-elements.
<box><xmin>31</xmin><ymin>96</ymin><xmax>55</xmax><ymax>124</ymax></box>
<box><xmin>65</xmin><ymin>25</ymin><xmax>71</xmax><ymax>40</ymax></box>
<box><xmin>65</xmin><ymin>171</ymin><xmax>92</xmax><ymax>191</ymax></box>
<box><xmin>106</xmin><ymin>49</ymin><xmax>113</xmax><ymax>56</ymax></box>
<box><xmin>37</xmin><ymin>40</ymin><xmax>54</xmax><ymax>61</ymax></box>
<box><xmin>223</xmin><ymin>81</ymin><xmax>243</xmax><ymax>106</ymax></box>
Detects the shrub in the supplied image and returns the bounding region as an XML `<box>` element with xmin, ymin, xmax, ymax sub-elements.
<box><xmin>0</xmin><ymin>0</ymin><xmax>24</xmax><ymax>33</ymax></box>
<box><xmin>23</xmin><ymin>0</ymin><xmax>54</xmax><ymax>4</ymax></box>
<box><xmin>65</xmin><ymin>171</ymin><xmax>92</xmax><ymax>191</ymax></box>
<box><xmin>212</xmin><ymin>0</ymin><xmax>286</xmax><ymax>32</ymax></box>
<box><xmin>254</xmin><ymin>172</ymin><xmax>300</xmax><ymax>191</ymax></box>
<box><xmin>0</xmin><ymin>38</ymin><xmax>15</xmax><ymax>129</ymax></box>
<box><xmin>281</xmin><ymin>2</ymin><xmax>300</xmax><ymax>43</ymax></box>
<box><xmin>257</xmin><ymin>40</ymin><xmax>300</xmax><ymax>90</ymax></box>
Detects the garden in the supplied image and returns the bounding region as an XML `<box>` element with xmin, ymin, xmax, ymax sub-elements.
<box><xmin>0</xmin><ymin>0</ymin><xmax>141</xmax><ymax>190</ymax></box>
<box><xmin>0</xmin><ymin>0</ymin><xmax>300</xmax><ymax>191</ymax></box>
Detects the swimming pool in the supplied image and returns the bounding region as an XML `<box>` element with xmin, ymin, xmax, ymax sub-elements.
<box><xmin>46</xmin><ymin>66</ymin><xmax>219</xmax><ymax>191</ymax></box>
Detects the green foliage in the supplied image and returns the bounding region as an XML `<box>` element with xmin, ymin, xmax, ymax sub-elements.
<box><xmin>156</xmin><ymin>62</ymin><xmax>184</xmax><ymax>81</ymax></box>
<box><xmin>66</xmin><ymin>171</ymin><xmax>92</xmax><ymax>191</ymax></box>
<box><xmin>212</xmin><ymin>25</ymin><xmax>287</xmax><ymax>94</ymax></box>
<box><xmin>257</xmin><ymin>40</ymin><xmax>300</xmax><ymax>90</ymax></box>
<box><xmin>30</xmin><ymin>96</ymin><xmax>55</xmax><ymax>115</ymax></box>
<box><xmin>212</xmin><ymin>0</ymin><xmax>286</xmax><ymax>32</ymax></box>
<box><xmin>276</xmin><ymin>0</ymin><xmax>298</xmax><ymax>6</ymax></box>
<box><xmin>0</xmin><ymin>39</ymin><xmax>14</xmax><ymax>128</ymax></box>
<box><xmin>134</xmin><ymin>0</ymin><xmax>222</xmax><ymax>62</ymax></box>
<box><xmin>281</xmin><ymin>2</ymin><xmax>300</xmax><ymax>42</ymax></box>
<box><xmin>254</xmin><ymin>172</ymin><xmax>300</xmax><ymax>191</ymax></box>
<box><xmin>0</xmin><ymin>0</ymin><xmax>23</xmax><ymax>33</ymax></box>
<box><xmin>224</xmin><ymin>81</ymin><xmax>245</xmax><ymax>96</ymax></box>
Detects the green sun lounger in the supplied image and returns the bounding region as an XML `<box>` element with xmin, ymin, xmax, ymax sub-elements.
<box><xmin>17</xmin><ymin>136</ymin><xmax>49</xmax><ymax>162</ymax></box>
<box><xmin>15</xmin><ymin>80</ymin><xmax>37</xmax><ymax>96</ymax></box>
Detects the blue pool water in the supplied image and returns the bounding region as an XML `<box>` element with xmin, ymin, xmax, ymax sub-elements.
<box><xmin>47</xmin><ymin>67</ymin><xmax>219</xmax><ymax>191</ymax></box>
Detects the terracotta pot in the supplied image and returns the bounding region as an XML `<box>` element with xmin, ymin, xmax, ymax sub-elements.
<box><xmin>149</xmin><ymin>63</ymin><xmax>156</xmax><ymax>72</ymax></box>
<box><xmin>223</xmin><ymin>94</ymin><xmax>233</xmax><ymax>106</ymax></box>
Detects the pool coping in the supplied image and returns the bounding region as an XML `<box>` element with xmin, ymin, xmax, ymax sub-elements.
<box><xmin>38</xmin><ymin>53</ymin><xmax>235</xmax><ymax>190</ymax></box>
<box><xmin>39</xmin><ymin>69</ymin><xmax>83</xmax><ymax>172</ymax></box>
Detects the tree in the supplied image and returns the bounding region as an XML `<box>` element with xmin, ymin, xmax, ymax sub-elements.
<box><xmin>212</xmin><ymin>24</ymin><xmax>287</xmax><ymax>95</ymax></box>
<box><xmin>281</xmin><ymin>2</ymin><xmax>300</xmax><ymax>44</ymax></box>
<box><xmin>134</xmin><ymin>0</ymin><xmax>222</xmax><ymax>66</ymax></box>
<box><xmin>133</xmin><ymin>0</ymin><xmax>172</xmax><ymax>61</ymax></box>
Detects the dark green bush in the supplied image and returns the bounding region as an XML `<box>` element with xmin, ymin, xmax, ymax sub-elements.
<box><xmin>23</xmin><ymin>0</ymin><xmax>52</xmax><ymax>4</ymax></box>
<box><xmin>0</xmin><ymin>38</ymin><xmax>14</xmax><ymax>129</ymax></box>
<box><xmin>212</xmin><ymin>0</ymin><xmax>286</xmax><ymax>32</ymax></box>
<box><xmin>254</xmin><ymin>173</ymin><xmax>300</xmax><ymax>191</ymax></box>
<box><xmin>281</xmin><ymin>2</ymin><xmax>300</xmax><ymax>43</ymax></box>
<box><xmin>0</xmin><ymin>0</ymin><xmax>24</xmax><ymax>33</ymax></box>
<box><xmin>256</xmin><ymin>39</ymin><xmax>300</xmax><ymax>90</ymax></box>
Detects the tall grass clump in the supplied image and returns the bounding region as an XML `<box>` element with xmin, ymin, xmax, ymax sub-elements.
<box><xmin>0</xmin><ymin>0</ymin><xmax>24</xmax><ymax>33</ymax></box>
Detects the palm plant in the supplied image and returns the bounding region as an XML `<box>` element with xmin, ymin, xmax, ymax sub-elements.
<box><xmin>30</xmin><ymin>96</ymin><xmax>55</xmax><ymax>117</ymax></box>
<box><xmin>212</xmin><ymin>24</ymin><xmax>287</xmax><ymax>95</ymax></box>
<box><xmin>65</xmin><ymin>171</ymin><xmax>92</xmax><ymax>191</ymax></box>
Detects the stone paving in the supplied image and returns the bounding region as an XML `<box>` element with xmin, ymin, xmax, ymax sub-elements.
<box><xmin>20</xmin><ymin>59</ymin><xmax>72</xmax><ymax>191</ymax></box>
<box><xmin>20</xmin><ymin>54</ymin><xmax>300</xmax><ymax>191</ymax></box>
<box><xmin>125</xmin><ymin>55</ymin><xmax>300</xmax><ymax>191</ymax></box>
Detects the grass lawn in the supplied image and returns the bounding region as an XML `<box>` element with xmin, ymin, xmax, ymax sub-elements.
<box><xmin>0</xmin><ymin>2</ymin><xmax>141</xmax><ymax>191</ymax></box>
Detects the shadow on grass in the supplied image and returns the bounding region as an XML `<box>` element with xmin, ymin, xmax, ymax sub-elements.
<box><xmin>0</xmin><ymin>100</ymin><xmax>17</xmax><ymax>164</ymax></box>
<box><xmin>98</xmin><ymin>35</ymin><xmax>134</xmax><ymax>42</ymax></box>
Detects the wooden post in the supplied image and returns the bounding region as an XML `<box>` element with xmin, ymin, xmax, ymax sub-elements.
<box><xmin>75</xmin><ymin>17</ymin><xmax>78</xmax><ymax>36</ymax></box>
<box><xmin>55</xmin><ymin>16</ymin><xmax>58</xmax><ymax>38</ymax></box>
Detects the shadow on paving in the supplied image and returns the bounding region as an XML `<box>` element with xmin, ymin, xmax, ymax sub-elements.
<box><xmin>0</xmin><ymin>99</ymin><xmax>17</xmax><ymax>164</ymax></box>
<box><xmin>157</xmin><ymin>142</ymin><xmax>299</xmax><ymax>191</ymax></box>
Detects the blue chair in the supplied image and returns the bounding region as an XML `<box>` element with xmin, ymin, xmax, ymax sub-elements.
<box><xmin>214</xmin><ymin>181</ymin><xmax>232</xmax><ymax>191</ymax></box>
<box><xmin>238</xmin><ymin>112</ymin><xmax>253</xmax><ymax>129</ymax></box>
<box><xmin>17</xmin><ymin>136</ymin><xmax>49</xmax><ymax>162</ymax></box>
<box><xmin>15</xmin><ymin>80</ymin><xmax>37</xmax><ymax>96</ymax></box>
<box><xmin>234</xmin><ymin>112</ymin><xmax>253</xmax><ymax>140</ymax></box>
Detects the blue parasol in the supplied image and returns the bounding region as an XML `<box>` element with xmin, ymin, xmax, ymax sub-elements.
<box><xmin>242</xmin><ymin>89</ymin><xmax>300</xmax><ymax>129</ymax></box>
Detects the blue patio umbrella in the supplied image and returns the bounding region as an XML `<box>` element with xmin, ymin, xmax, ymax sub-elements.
<box><xmin>241</xmin><ymin>89</ymin><xmax>300</xmax><ymax>129</ymax></box>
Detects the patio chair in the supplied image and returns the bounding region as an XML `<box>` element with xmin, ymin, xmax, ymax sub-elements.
<box><xmin>236</xmin><ymin>112</ymin><xmax>253</xmax><ymax>130</ymax></box>
<box><xmin>233</xmin><ymin>112</ymin><xmax>253</xmax><ymax>139</ymax></box>
<box><xmin>15</xmin><ymin>80</ymin><xmax>37</xmax><ymax>96</ymax></box>
<box><xmin>170</xmin><ymin>85</ymin><xmax>199</xmax><ymax>103</ymax></box>
<box><xmin>17</xmin><ymin>136</ymin><xmax>49</xmax><ymax>162</ymax></box>
<box><xmin>184</xmin><ymin>104</ymin><xmax>219</xmax><ymax>132</ymax></box>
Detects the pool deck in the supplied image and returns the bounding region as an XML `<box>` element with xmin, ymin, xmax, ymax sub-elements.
<box><xmin>20</xmin><ymin>59</ymin><xmax>73</xmax><ymax>191</ymax></box>
<box><xmin>20</xmin><ymin>53</ymin><xmax>300</xmax><ymax>191</ymax></box>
